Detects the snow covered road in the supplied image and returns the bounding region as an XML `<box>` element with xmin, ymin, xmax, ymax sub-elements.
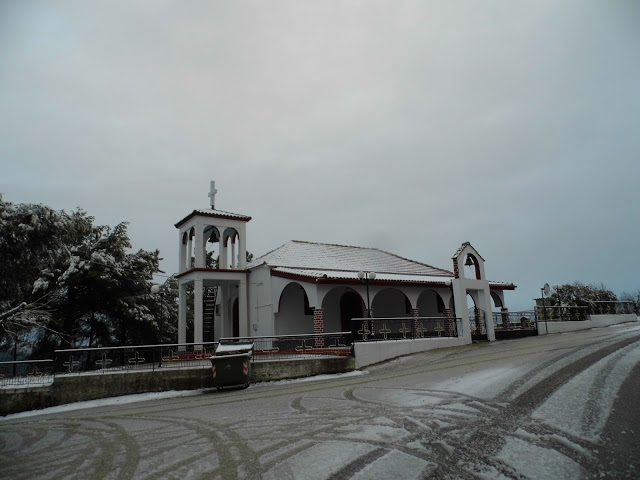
<box><xmin>1</xmin><ymin>323</ymin><xmax>639</xmax><ymax>479</ymax></box>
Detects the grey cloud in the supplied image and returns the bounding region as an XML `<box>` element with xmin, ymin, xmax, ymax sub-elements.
<box><xmin>1</xmin><ymin>1</ymin><xmax>639</xmax><ymax>310</ymax></box>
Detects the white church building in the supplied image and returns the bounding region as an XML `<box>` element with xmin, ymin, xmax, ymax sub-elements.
<box><xmin>174</xmin><ymin>183</ymin><xmax>516</xmax><ymax>346</ymax></box>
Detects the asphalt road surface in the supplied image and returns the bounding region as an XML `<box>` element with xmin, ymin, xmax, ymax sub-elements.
<box><xmin>2</xmin><ymin>322</ymin><xmax>639</xmax><ymax>479</ymax></box>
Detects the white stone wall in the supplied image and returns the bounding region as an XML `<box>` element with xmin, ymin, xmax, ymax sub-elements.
<box><xmin>537</xmin><ymin>314</ymin><xmax>637</xmax><ymax>335</ymax></box>
<box><xmin>247</xmin><ymin>265</ymin><xmax>273</xmax><ymax>337</ymax></box>
<box><xmin>354</xmin><ymin>336</ymin><xmax>469</xmax><ymax>368</ymax></box>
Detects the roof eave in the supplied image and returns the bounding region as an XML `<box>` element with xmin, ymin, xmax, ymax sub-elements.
<box><xmin>174</xmin><ymin>210</ymin><xmax>252</xmax><ymax>229</ymax></box>
<box><xmin>270</xmin><ymin>269</ymin><xmax>452</xmax><ymax>287</ymax></box>
<box><xmin>489</xmin><ymin>283</ymin><xmax>517</xmax><ymax>290</ymax></box>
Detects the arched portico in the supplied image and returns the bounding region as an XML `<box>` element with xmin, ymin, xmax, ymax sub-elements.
<box><xmin>371</xmin><ymin>288</ymin><xmax>412</xmax><ymax>318</ymax></box>
<box><xmin>491</xmin><ymin>291</ymin><xmax>505</xmax><ymax>310</ymax></box>
<box><xmin>417</xmin><ymin>289</ymin><xmax>446</xmax><ymax>316</ymax></box>
<box><xmin>321</xmin><ymin>286</ymin><xmax>365</xmax><ymax>333</ymax></box>
<box><xmin>275</xmin><ymin>282</ymin><xmax>314</xmax><ymax>335</ymax></box>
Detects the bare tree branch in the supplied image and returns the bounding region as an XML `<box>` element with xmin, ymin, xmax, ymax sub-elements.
<box><xmin>0</xmin><ymin>303</ymin><xmax>28</xmax><ymax>322</ymax></box>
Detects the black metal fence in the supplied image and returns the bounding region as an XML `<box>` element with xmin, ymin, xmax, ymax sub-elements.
<box><xmin>588</xmin><ymin>301</ymin><xmax>636</xmax><ymax>315</ymax></box>
<box><xmin>0</xmin><ymin>360</ymin><xmax>54</xmax><ymax>387</ymax></box>
<box><xmin>54</xmin><ymin>342</ymin><xmax>219</xmax><ymax>375</ymax></box>
<box><xmin>224</xmin><ymin>332</ymin><xmax>353</xmax><ymax>360</ymax></box>
<box><xmin>535</xmin><ymin>305</ymin><xmax>589</xmax><ymax>321</ymax></box>
<box><xmin>534</xmin><ymin>301</ymin><xmax>635</xmax><ymax>322</ymax></box>
<box><xmin>1</xmin><ymin>333</ymin><xmax>355</xmax><ymax>387</ymax></box>
<box><xmin>351</xmin><ymin>316</ymin><xmax>462</xmax><ymax>342</ymax></box>
<box><xmin>493</xmin><ymin>311</ymin><xmax>537</xmax><ymax>331</ymax></box>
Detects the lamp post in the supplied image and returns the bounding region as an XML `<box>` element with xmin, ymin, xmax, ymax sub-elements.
<box><xmin>540</xmin><ymin>286</ymin><xmax>548</xmax><ymax>335</ymax></box>
<box><xmin>357</xmin><ymin>271</ymin><xmax>376</xmax><ymax>336</ymax></box>
<box><xmin>151</xmin><ymin>284</ymin><xmax>164</xmax><ymax>366</ymax></box>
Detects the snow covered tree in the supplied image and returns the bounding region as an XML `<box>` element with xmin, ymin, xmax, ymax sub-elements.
<box><xmin>149</xmin><ymin>276</ymin><xmax>179</xmax><ymax>345</ymax></box>
<box><xmin>548</xmin><ymin>282</ymin><xmax>617</xmax><ymax>307</ymax></box>
<box><xmin>0</xmin><ymin>195</ymin><xmax>80</xmax><ymax>352</ymax></box>
<box><xmin>0</xmin><ymin>195</ymin><xmax>164</xmax><ymax>358</ymax></box>
<box><xmin>619</xmin><ymin>290</ymin><xmax>640</xmax><ymax>313</ymax></box>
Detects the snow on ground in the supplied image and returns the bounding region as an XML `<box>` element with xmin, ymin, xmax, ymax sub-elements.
<box><xmin>336</xmin><ymin>423</ymin><xmax>412</xmax><ymax>443</ymax></box>
<box><xmin>350</xmin><ymin>449</ymin><xmax>437</xmax><ymax>480</ymax></box>
<box><xmin>510</xmin><ymin>337</ymin><xmax>614</xmax><ymax>399</ymax></box>
<box><xmin>262</xmin><ymin>440</ymin><xmax>376</xmax><ymax>480</ymax></box>
<box><xmin>351</xmin><ymin>387</ymin><xmax>442</xmax><ymax>407</ymax></box>
<box><xmin>255</xmin><ymin>369</ymin><xmax>367</xmax><ymax>387</ymax></box>
<box><xmin>430</xmin><ymin>366</ymin><xmax>523</xmax><ymax>398</ymax></box>
<box><xmin>0</xmin><ymin>389</ymin><xmax>204</xmax><ymax>421</ymax></box>
<box><xmin>532</xmin><ymin>340</ymin><xmax>640</xmax><ymax>441</ymax></box>
<box><xmin>495</xmin><ymin>436</ymin><xmax>586</xmax><ymax>480</ymax></box>
<box><xmin>0</xmin><ymin>369</ymin><xmax>367</xmax><ymax>421</ymax></box>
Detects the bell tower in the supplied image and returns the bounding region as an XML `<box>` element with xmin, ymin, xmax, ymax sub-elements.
<box><xmin>451</xmin><ymin>242</ymin><xmax>495</xmax><ymax>342</ymax></box>
<box><xmin>175</xmin><ymin>182</ymin><xmax>251</xmax><ymax>346</ymax></box>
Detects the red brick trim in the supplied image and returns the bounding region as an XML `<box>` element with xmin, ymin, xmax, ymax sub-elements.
<box><xmin>313</xmin><ymin>309</ymin><xmax>325</xmax><ymax>347</ymax></box>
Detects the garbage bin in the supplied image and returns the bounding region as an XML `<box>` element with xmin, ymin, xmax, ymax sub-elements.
<box><xmin>210</xmin><ymin>342</ymin><xmax>253</xmax><ymax>391</ymax></box>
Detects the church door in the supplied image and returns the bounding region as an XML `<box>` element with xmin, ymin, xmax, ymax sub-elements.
<box><xmin>340</xmin><ymin>291</ymin><xmax>363</xmax><ymax>333</ymax></box>
<box><xmin>232</xmin><ymin>298</ymin><xmax>239</xmax><ymax>337</ymax></box>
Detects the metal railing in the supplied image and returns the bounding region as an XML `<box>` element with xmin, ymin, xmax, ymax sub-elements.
<box><xmin>587</xmin><ymin>301</ymin><xmax>636</xmax><ymax>315</ymax></box>
<box><xmin>0</xmin><ymin>360</ymin><xmax>55</xmax><ymax>387</ymax></box>
<box><xmin>535</xmin><ymin>305</ymin><xmax>590</xmax><ymax>321</ymax></box>
<box><xmin>54</xmin><ymin>342</ymin><xmax>219</xmax><ymax>375</ymax></box>
<box><xmin>534</xmin><ymin>301</ymin><xmax>635</xmax><ymax>322</ymax></box>
<box><xmin>493</xmin><ymin>311</ymin><xmax>537</xmax><ymax>331</ymax></box>
<box><xmin>351</xmin><ymin>316</ymin><xmax>462</xmax><ymax>342</ymax></box>
<box><xmin>224</xmin><ymin>332</ymin><xmax>353</xmax><ymax>360</ymax></box>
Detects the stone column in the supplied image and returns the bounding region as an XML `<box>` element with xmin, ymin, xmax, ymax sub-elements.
<box><xmin>179</xmin><ymin>232</ymin><xmax>186</xmax><ymax>274</ymax></box>
<box><xmin>194</xmin><ymin>224</ymin><xmax>205</xmax><ymax>268</ymax></box>
<box><xmin>178</xmin><ymin>282</ymin><xmax>187</xmax><ymax>347</ymax></box>
<box><xmin>443</xmin><ymin>308</ymin><xmax>456</xmax><ymax>337</ymax></box>
<box><xmin>239</xmin><ymin>276</ymin><xmax>248</xmax><ymax>337</ymax></box>
<box><xmin>238</xmin><ymin>224</ymin><xmax>247</xmax><ymax>270</ymax></box>
<box><xmin>220</xmin><ymin>235</ymin><xmax>228</xmax><ymax>269</ymax></box>
<box><xmin>231</xmin><ymin>240</ymin><xmax>237</xmax><ymax>269</ymax></box>
<box><xmin>194</xmin><ymin>278</ymin><xmax>203</xmax><ymax>348</ymax></box>
<box><xmin>187</xmin><ymin>234</ymin><xmax>193</xmax><ymax>269</ymax></box>
<box><xmin>410</xmin><ymin>308</ymin><xmax>420</xmax><ymax>338</ymax></box>
<box><xmin>501</xmin><ymin>307</ymin><xmax>510</xmax><ymax>329</ymax></box>
<box><xmin>313</xmin><ymin>308</ymin><xmax>324</xmax><ymax>347</ymax></box>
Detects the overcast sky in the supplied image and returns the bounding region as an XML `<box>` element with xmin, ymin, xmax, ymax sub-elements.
<box><xmin>1</xmin><ymin>1</ymin><xmax>639</xmax><ymax>310</ymax></box>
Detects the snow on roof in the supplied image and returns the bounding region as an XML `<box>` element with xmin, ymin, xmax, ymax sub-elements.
<box><xmin>248</xmin><ymin>240</ymin><xmax>453</xmax><ymax>277</ymax></box>
<box><xmin>174</xmin><ymin>209</ymin><xmax>252</xmax><ymax>228</ymax></box>
<box><xmin>487</xmin><ymin>281</ymin><xmax>517</xmax><ymax>290</ymax></box>
<box><xmin>270</xmin><ymin>267</ymin><xmax>515</xmax><ymax>288</ymax></box>
<box><xmin>272</xmin><ymin>267</ymin><xmax>453</xmax><ymax>285</ymax></box>
<box><xmin>452</xmin><ymin>241</ymin><xmax>485</xmax><ymax>261</ymax></box>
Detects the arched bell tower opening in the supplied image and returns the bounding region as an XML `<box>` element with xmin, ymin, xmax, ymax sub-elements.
<box><xmin>203</xmin><ymin>225</ymin><xmax>221</xmax><ymax>268</ymax></box>
<box><xmin>175</xmin><ymin>181</ymin><xmax>252</xmax><ymax>347</ymax></box>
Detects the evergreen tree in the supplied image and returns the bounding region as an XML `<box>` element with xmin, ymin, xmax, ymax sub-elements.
<box><xmin>0</xmin><ymin>195</ymin><xmax>163</xmax><ymax>358</ymax></box>
<box><xmin>548</xmin><ymin>282</ymin><xmax>617</xmax><ymax>307</ymax></box>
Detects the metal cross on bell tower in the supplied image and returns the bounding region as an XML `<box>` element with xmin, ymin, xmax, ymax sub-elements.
<box><xmin>208</xmin><ymin>181</ymin><xmax>218</xmax><ymax>209</ymax></box>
